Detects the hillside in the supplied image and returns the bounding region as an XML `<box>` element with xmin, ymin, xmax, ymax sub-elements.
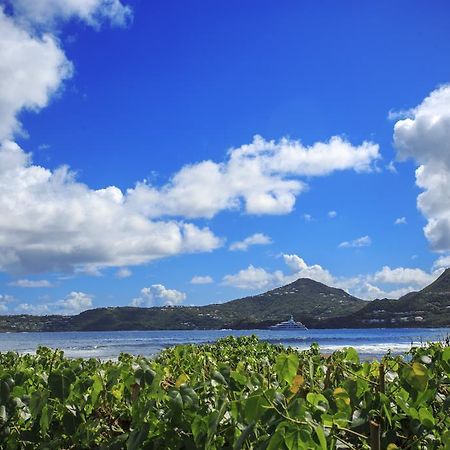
<box><xmin>1</xmin><ymin>271</ymin><xmax>450</xmax><ymax>331</ymax></box>
<box><xmin>202</xmin><ymin>277</ymin><xmax>366</xmax><ymax>328</ymax></box>
<box><xmin>329</xmin><ymin>268</ymin><xmax>450</xmax><ymax>328</ymax></box>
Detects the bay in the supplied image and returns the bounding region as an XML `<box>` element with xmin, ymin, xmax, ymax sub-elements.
<box><xmin>0</xmin><ymin>327</ymin><xmax>449</xmax><ymax>360</ymax></box>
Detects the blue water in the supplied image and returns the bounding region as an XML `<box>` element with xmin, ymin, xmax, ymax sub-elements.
<box><xmin>0</xmin><ymin>328</ymin><xmax>448</xmax><ymax>360</ymax></box>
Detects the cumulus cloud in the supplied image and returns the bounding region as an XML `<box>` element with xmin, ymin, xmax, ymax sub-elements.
<box><xmin>222</xmin><ymin>265</ymin><xmax>285</xmax><ymax>291</ymax></box>
<box><xmin>229</xmin><ymin>233</ymin><xmax>272</xmax><ymax>251</ymax></box>
<box><xmin>369</xmin><ymin>266</ymin><xmax>437</xmax><ymax>286</ymax></box>
<box><xmin>9</xmin><ymin>279</ymin><xmax>53</xmax><ymax>288</ymax></box>
<box><xmin>128</xmin><ymin>135</ymin><xmax>380</xmax><ymax>219</ymax></box>
<box><xmin>131</xmin><ymin>284</ymin><xmax>186</xmax><ymax>307</ymax></box>
<box><xmin>10</xmin><ymin>0</ymin><xmax>132</xmax><ymax>29</ymax></box>
<box><xmin>222</xmin><ymin>254</ymin><xmax>441</xmax><ymax>300</ymax></box>
<box><xmin>0</xmin><ymin>141</ymin><xmax>222</xmax><ymax>274</ymax></box>
<box><xmin>393</xmin><ymin>85</ymin><xmax>450</xmax><ymax>251</ymax></box>
<box><xmin>190</xmin><ymin>275</ymin><xmax>214</xmax><ymax>285</ymax></box>
<box><xmin>433</xmin><ymin>255</ymin><xmax>450</xmax><ymax>269</ymax></box>
<box><xmin>0</xmin><ymin>8</ymin><xmax>72</xmax><ymax>141</ymax></box>
<box><xmin>282</xmin><ymin>254</ymin><xmax>334</xmax><ymax>285</ymax></box>
<box><xmin>15</xmin><ymin>291</ymin><xmax>93</xmax><ymax>315</ymax></box>
<box><xmin>394</xmin><ymin>217</ymin><xmax>407</xmax><ymax>225</ymax></box>
<box><xmin>115</xmin><ymin>268</ymin><xmax>132</xmax><ymax>279</ymax></box>
<box><xmin>339</xmin><ymin>235</ymin><xmax>372</xmax><ymax>248</ymax></box>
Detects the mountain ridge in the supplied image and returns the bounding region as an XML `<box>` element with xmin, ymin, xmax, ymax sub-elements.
<box><xmin>0</xmin><ymin>270</ymin><xmax>449</xmax><ymax>331</ymax></box>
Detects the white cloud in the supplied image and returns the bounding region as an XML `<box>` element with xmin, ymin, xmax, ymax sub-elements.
<box><xmin>190</xmin><ymin>275</ymin><xmax>214</xmax><ymax>285</ymax></box>
<box><xmin>55</xmin><ymin>291</ymin><xmax>93</xmax><ymax>314</ymax></box>
<box><xmin>282</xmin><ymin>254</ymin><xmax>334</xmax><ymax>285</ymax></box>
<box><xmin>339</xmin><ymin>235</ymin><xmax>371</xmax><ymax>248</ymax></box>
<box><xmin>131</xmin><ymin>284</ymin><xmax>186</xmax><ymax>307</ymax></box>
<box><xmin>222</xmin><ymin>254</ymin><xmax>441</xmax><ymax>300</ymax></box>
<box><xmin>386</xmin><ymin>161</ymin><xmax>398</xmax><ymax>174</ymax></box>
<box><xmin>433</xmin><ymin>255</ymin><xmax>450</xmax><ymax>269</ymax></box>
<box><xmin>369</xmin><ymin>266</ymin><xmax>436</xmax><ymax>286</ymax></box>
<box><xmin>128</xmin><ymin>135</ymin><xmax>380</xmax><ymax>219</ymax></box>
<box><xmin>15</xmin><ymin>291</ymin><xmax>93</xmax><ymax>315</ymax></box>
<box><xmin>222</xmin><ymin>265</ymin><xmax>285</xmax><ymax>290</ymax></box>
<box><xmin>115</xmin><ymin>268</ymin><xmax>132</xmax><ymax>279</ymax></box>
<box><xmin>10</xmin><ymin>0</ymin><xmax>132</xmax><ymax>29</ymax></box>
<box><xmin>229</xmin><ymin>233</ymin><xmax>272</xmax><ymax>251</ymax></box>
<box><xmin>0</xmin><ymin>141</ymin><xmax>222</xmax><ymax>274</ymax></box>
<box><xmin>0</xmin><ymin>8</ymin><xmax>72</xmax><ymax>141</ymax></box>
<box><xmin>328</xmin><ymin>210</ymin><xmax>337</xmax><ymax>219</ymax></box>
<box><xmin>9</xmin><ymin>279</ymin><xmax>53</xmax><ymax>288</ymax></box>
<box><xmin>302</xmin><ymin>213</ymin><xmax>313</xmax><ymax>222</ymax></box>
<box><xmin>394</xmin><ymin>217</ymin><xmax>407</xmax><ymax>225</ymax></box>
<box><xmin>393</xmin><ymin>84</ymin><xmax>450</xmax><ymax>251</ymax></box>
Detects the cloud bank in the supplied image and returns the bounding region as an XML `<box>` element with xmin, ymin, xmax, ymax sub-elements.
<box><xmin>394</xmin><ymin>85</ymin><xmax>450</xmax><ymax>254</ymax></box>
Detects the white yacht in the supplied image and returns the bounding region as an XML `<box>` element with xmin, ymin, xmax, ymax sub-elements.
<box><xmin>270</xmin><ymin>315</ymin><xmax>307</xmax><ymax>330</ymax></box>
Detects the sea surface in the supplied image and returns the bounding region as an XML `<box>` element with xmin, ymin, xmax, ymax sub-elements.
<box><xmin>0</xmin><ymin>328</ymin><xmax>449</xmax><ymax>360</ymax></box>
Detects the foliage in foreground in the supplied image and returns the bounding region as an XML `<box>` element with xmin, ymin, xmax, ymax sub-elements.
<box><xmin>0</xmin><ymin>336</ymin><xmax>450</xmax><ymax>449</ymax></box>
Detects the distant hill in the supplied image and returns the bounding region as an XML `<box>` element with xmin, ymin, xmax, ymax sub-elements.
<box><xmin>1</xmin><ymin>271</ymin><xmax>450</xmax><ymax>331</ymax></box>
<box><xmin>326</xmin><ymin>268</ymin><xmax>450</xmax><ymax>328</ymax></box>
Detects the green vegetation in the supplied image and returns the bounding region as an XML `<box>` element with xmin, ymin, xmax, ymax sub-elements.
<box><xmin>2</xmin><ymin>269</ymin><xmax>450</xmax><ymax>332</ymax></box>
<box><xmin>1</xmin><ymin>336</ymin><xmax>450</xmax><ymax>449</ymax></box>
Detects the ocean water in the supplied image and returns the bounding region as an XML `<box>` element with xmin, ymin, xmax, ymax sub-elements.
<box><xmin>0</xmin><ymin>328</ymin><xmax>448</xmax><ymax>360</ymax></box>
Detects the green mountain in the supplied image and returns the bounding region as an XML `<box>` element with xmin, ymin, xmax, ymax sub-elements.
<box><xmin>326</xmin><ymin>268</ymin><xmax>450</xmax><ymax>328</ymax></box>
<box><xmin>1</xmin><ymin>271</ymin><xmax>449</xmax><ymax>331</ymax></box>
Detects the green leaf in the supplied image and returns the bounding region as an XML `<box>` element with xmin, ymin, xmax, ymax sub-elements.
<box><xmin>315</xmin><ymin>425</ymin><xmax>327</xmax><ymax>450</ymax></box>
<box><xmin>0</xmin><ymin>380</ymin><xmax>10</xmax><ymax>404</ymax></box>
<box><xmin>48</xmin><ymin>371</ymin><xmax>71</xmax><ymax>400</ymax></box>
<box><xmin>267</xmin><ymin>430</ymin><xmax>285</xmax><ymax>450</ymax></box>
<box><xmin>418</xmin><ymin>406</ymin><xmax>435</xmax><ymax>429</ymax></box>
<box><xmin>275</xmin><ymin>353</ymin><xmax>299</xmax><ymax>384</ymax></box>
<box><xmin>245</xmin><ymin>394</ymin><xmax>269</xmax><ymax>422</ymax></box>
<box><xmin>404</xmin><ymin>362</ymin><xmax>429</xmax><ymax>391</ymax></box>
<box><xmin>212</xmin><ymin>370</ymin><xmax>227</xmax><ymax>385</ymax></box>
<box><xmin>344</xmin><ymin>347</ymin><xmax>359</xmax><ymax>364</ymax></box>
<box><xmin>127</xmin><ymin>422</ymin><xmax>150</xmax><ymax>450</ymax></box>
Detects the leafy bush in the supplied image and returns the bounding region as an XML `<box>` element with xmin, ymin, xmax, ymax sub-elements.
<box><xmin>0</xmin><ymin>335</ymin><xmax>449</xmax><ymax>449</ymax></box>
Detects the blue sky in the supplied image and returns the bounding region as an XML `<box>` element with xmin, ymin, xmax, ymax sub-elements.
<box><xmin>1</xmin><ymin>0</ymin><xmax>450</xmax><ymax>314</ymax></box>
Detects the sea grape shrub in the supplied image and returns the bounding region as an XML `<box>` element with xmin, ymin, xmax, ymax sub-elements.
<box><xmin>0</xmin><ymin>335</ymin><xmax>449</xmax><ymax>449</ymax></box>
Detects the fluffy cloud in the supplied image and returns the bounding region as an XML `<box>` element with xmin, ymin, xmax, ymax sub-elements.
<box><xmin>0</xmin><ymin>141</ymin><xmax>222</xmax><ymax>274</ymax></box>
<box><xmin>222</xmin><ymin>265</ymin><xmax>285</xmax><ymax>291</ymax></box>
<box><xmin>10</xmin><ymin>0</ymin><xmax>132</xmax><ymax>28</ymax></box>
<box><xmin>282</xmin><ymin>254</ymin><xmax>334</xmax><ymax>285</ymax></box>
<box><xmin>338</xmin><ymin>235</ymin><xmax>371</xmax><ymax>248</ymax></box>
<box><xmin>128</xmin><ymin>135</ymin><xmax>380</xmax><ymax>219</ymax></box>
<box><xmin>433</xmin><ymin>255</ymin><xmax>450</xmax><ymax>269</ymax></box>
<box><xmin>9</xmin><ymin>279</ymin><xmax>53</xmax><ymax>288</ymax></box>
<box><xmin>131</xmin><ymin>285</ymin><xmax>186</xmax><ymax>307</ymax></box>
<box><xmin>190</xmin><ymin>275</ymin><xmax>214</xmax><ymax>285</ymax></box>
<box><xmin>0</xmin><ymin>8</ymin><xmax>72</xmax><ymax>141</ymax></box>
<box><xmin>222</xmin><ymin>254</ymin><xmax>441</xmax><ymax>300</ymax></box>
<box><xmin>369</xmin><ymin>266</ymin><xmax>437</xmax><ymax>286</ymax></box>
<box><xmin>229</xmin><ymin>233</ymin><xmax>272</xmax><ymax>251</ymax></box>
<box><xmin>15</xmin><ymin>291</ymin><xmax>93</xmax><ymax>315</ymax></box>
<box><xmin>394</xmin><ymin>217</ymin><xmax>407</xmax><ymax>225</ymax></box>
<box><xmin>393</xmin><ymin>85</ymin><xmax>450</xmax><ymax>251</ymax></box>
